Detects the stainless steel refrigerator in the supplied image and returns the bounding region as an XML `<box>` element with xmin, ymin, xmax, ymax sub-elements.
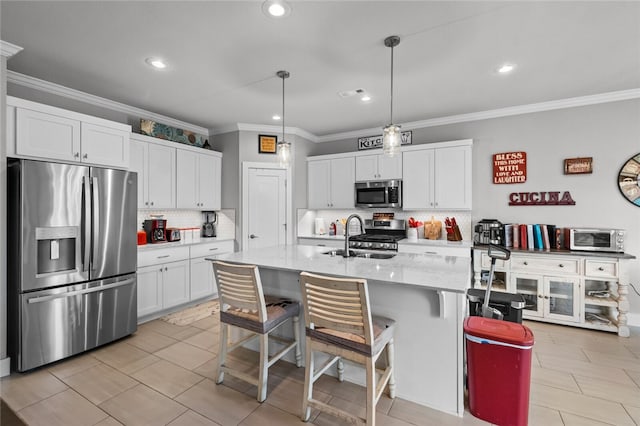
<box><xmin>8</xmin><ymin>158</ymin><xmax>138</xmax><ymax>371</ymax></box>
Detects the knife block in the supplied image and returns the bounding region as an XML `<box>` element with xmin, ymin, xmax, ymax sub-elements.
<box><xmin>447</xmin><ymin>225</ymin><xmax>463</xmax><ymax>241</ymax></box>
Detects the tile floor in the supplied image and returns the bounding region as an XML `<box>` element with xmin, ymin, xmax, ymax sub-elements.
<box><xmin>1</xmin><ymin>311</ymin><xmax>639</xmax><ymax>425</ymax></box>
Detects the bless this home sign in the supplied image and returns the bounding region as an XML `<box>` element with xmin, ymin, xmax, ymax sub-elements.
<box><xmin>493</xmin><ymin>151</ymin><xmax>575</xmax><ymax>206</ymax></box>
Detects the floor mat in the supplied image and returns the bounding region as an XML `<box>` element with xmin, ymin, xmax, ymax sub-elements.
<box><xmin>160</xmin><ymin>299</ymin><xmax>220</xmax><ymax>326</ymax></box>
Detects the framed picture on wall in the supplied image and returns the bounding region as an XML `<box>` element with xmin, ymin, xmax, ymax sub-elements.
<box><xmin>258</xmin><ymin>134</ymin><xmax>277</xmax><ymax>154</ymax></box>
<box><xmin>564</xmin><ymin>157</ymin><xmax>593</xmax><ymax>174</ymax></box>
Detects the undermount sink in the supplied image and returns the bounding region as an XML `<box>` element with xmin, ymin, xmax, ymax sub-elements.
<box><xmin>323</xmin><ymin>250</ymin><xmax>396</xmax><ymax>260</ymax></box>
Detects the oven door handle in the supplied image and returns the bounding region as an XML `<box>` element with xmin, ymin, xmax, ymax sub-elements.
<box><xmin>26</xmin><ymin>278</ymin><xmax>135</xmax><ymax>304</ymax></box>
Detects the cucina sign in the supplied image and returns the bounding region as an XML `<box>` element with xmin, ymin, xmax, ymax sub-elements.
<box><xmin>509</xmin><ymin>191</ymin><xmax>575</xmax><ymax>206</ymax></box>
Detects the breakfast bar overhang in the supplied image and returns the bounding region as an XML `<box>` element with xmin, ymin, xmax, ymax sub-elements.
<box><xmin>215</xmin><ymin>244</ymin><xmax>471</xmax><ymax>416</ymax></box>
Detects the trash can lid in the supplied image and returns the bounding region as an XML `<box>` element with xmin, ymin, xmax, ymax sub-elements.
<box><xmin>464</xmin><ymin>316</ymin><xmax>534</xmax><ymax>346</ymax></box>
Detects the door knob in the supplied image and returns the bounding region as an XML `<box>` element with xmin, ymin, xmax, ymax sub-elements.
<box><xmin>250</xmin><ymin>234</ymin><xmax>258</xmax><ymax>239</ymax></box>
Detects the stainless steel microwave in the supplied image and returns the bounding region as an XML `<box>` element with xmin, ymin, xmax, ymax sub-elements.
<box><xmin>564</xmin><ymin>228</ymin><xmax>625</xmax><ymax>253</ymax></box>
<box><xmin>355</xmin><ymin>180</ymin><xmax>402</xmax><ymax>208</ymax></box>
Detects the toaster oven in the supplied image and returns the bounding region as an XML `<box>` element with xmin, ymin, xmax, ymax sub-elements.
<box><xmin>564</xmin><ymin>228</ymin><xmax>625</xmax><ymax>253</ymax></box>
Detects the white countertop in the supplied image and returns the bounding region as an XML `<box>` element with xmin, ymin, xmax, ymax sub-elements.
<box><xmin>137</xmin><ymin>237</ymin><xmax>234</xmax><ymax>251</ymax></box>
<box><xmin>215</xmin><ymin>244</ymin><xmax>471</xmax><ymax>293</ymax></box>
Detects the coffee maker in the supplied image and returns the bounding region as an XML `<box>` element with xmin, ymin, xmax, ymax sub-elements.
<box><xmin>474</xmin><ymin>219</ymin><xmax>504</xmax><ymax>245</ymax></box>
<box><xmin>202</xmin><ymin>211</ymin><xmax>217</xmax><ymax>238</ymax></box>
<box><xmin>143</xmin><ymin>218</ymin><xmax>167</xmax><ymax>243</ymax></box>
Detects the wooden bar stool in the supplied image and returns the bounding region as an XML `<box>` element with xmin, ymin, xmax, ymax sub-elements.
<box><xmin>212</xmin><ymin>260</ymin><xmax>302</xmax><ymax>402</ymax></box>
<box><xmin>299</xmin><ymin>271</ymin><xmax>396</xmax><ymax>425</ymax></box>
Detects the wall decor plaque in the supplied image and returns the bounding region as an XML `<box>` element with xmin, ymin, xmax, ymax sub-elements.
<box><xmin>258</xmin><ymin>134</ymin><xmax>277</xmax><ymax>154</ymax></box>
<box><xmin>564</xmin><ymin>157</ymin><xmax>593</xmax><ymax>174</ymax></box>
<box><xmin>357</xmin><ymin>131</ymin><xmax>412</xmax><ymax>151</ymax></box>
<box><xmin>493</xmin><ymin>151</ymin><xmax>526</xmax><ymax>184</ymax></box>
<box><xmin>508</xmin><ymin>191</ymin><xmax>576</xmax><ymax>206</ymax></box>
<box><xmin>140</xmin><ymin>119</ymin><xmax>209</xmax><ymax>148</ymax></box>
<box><xmin>618</xmin><ymin>153</ymin><xmax>640</xmax><ymax>207</ymax></box>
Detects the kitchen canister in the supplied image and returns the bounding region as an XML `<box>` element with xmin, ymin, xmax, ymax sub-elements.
<box><xmin>314</xmin><ymin>218</ymin><xmax>326</xmax><ymax>235</ymax></box>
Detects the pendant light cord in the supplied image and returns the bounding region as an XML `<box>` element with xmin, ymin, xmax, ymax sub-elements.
<box><xmin>390</xmin><ymin>43</ymin><xmax>394</xmax><ymax>125</ymax></box>
<box><xmin>281</xmin><ymin>73</ymin><xmax>285</xmax><ymax>141</ymax></box>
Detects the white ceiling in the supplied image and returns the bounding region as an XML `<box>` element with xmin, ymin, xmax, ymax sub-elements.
<box><xmin>1</xmin><ymin>1</ymin><xmax>639</xmax><ymax>140</ymax></box>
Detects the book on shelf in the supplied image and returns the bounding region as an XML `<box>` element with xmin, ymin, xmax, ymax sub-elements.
<box><xmin>533</xmin><ymin>224</ymin><xmax>543</xmax><ymax>249</ymax></box>
<box><xmin>547</xmin><ymin>225</ymin><xmax>556</xmax><ymax>248</ymax></box>
<box><xmin>527</xmin><ymin>224</ymin><xmax>534</xmax><ymax>249</ymax></box>
<box><xmin>555</xmin><ymin>227</ymin><xmax>564</xmax><ymax>250</ymax></box>
<box><xmin>520</xmin><ymin>224</ymin><xmax>528</xmax><ymax>249</ymax></box>
<box><xmin>541</xmin><ymin>224</ymin><xmax>550</xmax><ymax>249</ymax></box>
<box><xmin>513</xmin><ymin>224</ymin><xmax>520</xmax><ymax>249</ymax></box>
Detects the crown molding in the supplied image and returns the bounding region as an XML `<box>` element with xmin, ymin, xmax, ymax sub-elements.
<box><xmin>213</xmin><ymin>122</ymin><xmax>319</xmax><ymax>142</ymax></box>
<box><xmin>8</xmin><ymin>69</ymin><xmax>638</xmax><ymax>144</ymax></box>
<box><xmin>7</xmin><ymin>71</ymin><xmax>210</xmax><ymax>135</ymax></box>
<box><xmin>1</xmin><ymin>41</ymin><xmax>23</xmax><ymax>58</ymax></box>
<box><xmin>317</xmin><ymin>88</ymin><xmax>640</xmax><ymax>143</ymax></box>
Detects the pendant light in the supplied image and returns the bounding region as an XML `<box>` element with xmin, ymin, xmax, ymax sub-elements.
<box><xmin>382</xmin><ymin>35</ymin><xmax>401</xmax><ymax>157</ymax></box>
<box><xmin>276</xmin><ymin>70</ymin><xmax>291</xmax><ymax>168</ymax></box>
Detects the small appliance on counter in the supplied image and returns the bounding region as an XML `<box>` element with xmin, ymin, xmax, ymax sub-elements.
<box><xmin>202</xmin><ymin>211</ymin><xmax>217</xmax><ymax>238</ymax></box>
<box><xmin>137</xmin><ymin>230</ymin><xmax>147</xmax><ymax>245</ymax></box>
<box><xmin>165</xmin><ymin>228</ymin><xmax>181</xmax><ymax>242</ymax></box>
<box><xmin>143</xmin><ymin>218</ymin><xmax>167</xmax><ymax>243</ymax></box>
<box><xmin>474</xmin><ymin>219</ymin><xmax>504</xmax><ymax>245</ymax></box>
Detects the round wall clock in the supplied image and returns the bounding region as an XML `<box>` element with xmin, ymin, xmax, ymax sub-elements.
<box><xmin>618</xmin><ymin>153</ymin><xmax>640</xmax><ymax>207</ymax></box>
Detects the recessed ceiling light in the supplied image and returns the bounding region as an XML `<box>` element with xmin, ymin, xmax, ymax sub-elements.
<box><xmin>272</xmin><ymin>115</ymin><xmax>281</xmax><ymax>120</ymax></box>
<box><xmin>497</xmin><ymin>63</ymin><xmax>516</xmax><ymax>74</ymax></box>
<box><xmin>361</xmin><ymin>95</ymin><xmax>371</xmax><ymax>102</ymax></box>
<box><xmin>262</xmin><ymin>0</ymin><xmax>291</xmax><ymax>18</ymax></box>
<box><xmin>145</xmin><ymin>57</ymin><xmax>167</xmax><ymax>69</ymax></box>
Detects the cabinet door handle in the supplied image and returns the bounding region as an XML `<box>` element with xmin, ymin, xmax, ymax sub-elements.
<box><xmin>538</xmin><ymin>294</ymin><xmax>543</xmax><ymax>298</ymax></box>
<box><xmin>544</xmin><ymin>295</ymin><xmax>549</xmax><ymax>299</ymax></box>
<box><xmin>598</xmin><ymin>267</ymin><xmax>604</xmax><ymax>271</ymax></box>
<box><xmin>164</xmin><ymin>267</ymin><xmax>168</xmax><ymax>271</ymax></box>
<box><xmin>74</xmin><ymin>152</ymin><xmax>80</xmax><ymax>158</ymax></box>
<box><xmin>83</xmin><ymin>153</ymin><xmax>88</xmax><ymax>159</ymax></box>
<box><xmin>558</xmin><ymin>264</ymin><xmax>564</xmax><ymax>268</ymax></box>
<box><xmin>523</xmin><ymin>261</ymin><xmax>528</xmax><ymax>266</ymax></box>
<box><xmin>145</xmin><ymin>201</ymin><xmax>149</xmax><ymax>206</ymax></box>
<box><xmin>157</xmin><ymin>255</ymin><xmax>170</xmax><ymax>259</ymax></box>
<box><xmin>209</xmin><ymin>248</ymin><xmax>219</xmax><ymax>251</ymax></box>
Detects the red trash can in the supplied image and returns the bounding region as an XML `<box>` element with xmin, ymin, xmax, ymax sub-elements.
<box><xmin>464</xmin><ymin>316</ymin><xmax>535</xmax><ymax>426</ymax></box>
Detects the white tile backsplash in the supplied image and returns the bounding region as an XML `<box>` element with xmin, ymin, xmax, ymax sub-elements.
<box><xmin>297</xmin><ymin>209</ymin><xmax>471</xmax><ymax>241</ymax></box>
<box><xmin>137</xmin><ymin>209</ymin><xmax>236</xmax><ymax>239</ymax></box>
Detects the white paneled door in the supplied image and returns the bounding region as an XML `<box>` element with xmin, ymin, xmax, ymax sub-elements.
<box><xmin>247</xmin><ymin>168</ymin><xmax>287</xmax><ymax>250</ymax></box>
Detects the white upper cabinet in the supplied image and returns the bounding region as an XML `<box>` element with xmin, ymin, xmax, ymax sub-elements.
<box><xmin>130</xmin><ymin>134</ymin><xmax>176</xmax><ymax>209</ymax></box>
<box><xmin>355</xmin><ymin>153</ymin><xmax>402</xmax><ymax>181</ymax></box>
<box><xmin>176</xmin><ymin>149</ymin><xmax>222</xmax><ymax>210</ymax></box>
<box><xmin>308</xmin><ymin>156</ymin><xmax>355</xmax><ymax>209</ymax></box>
<box><xmin>80</xmin><ymin>122</ymin><xmax>129</xmax><ymax>168</ymax></box>
<box><xmin>402</xmin><ymin>140</ymin><xmax>472</xmax><ymax>210</ymax></box>
<box><xmin>9</xmin><ymin>97</ymin><xmax>130</xmax><ymax>168</ymax></box>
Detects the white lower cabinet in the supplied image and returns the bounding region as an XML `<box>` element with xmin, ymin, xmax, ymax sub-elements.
<box><xmin>397</xmin><ymin>243</ymin><xmax>471</xmax><ymax>258</ymax></box>
<box><xmin>297</xmin><ymin>238</ymin><xmax>344</xmax><ymax>248</ymax></box>
<box><xmin>511</xmin><ymin>273</ymin><xmax>581</xmax><ymax>323</ymax></box>
<box><xmin>472</xmin><ymin>248</ymin><xmax>634</xmax><ymax>336</ymax></box>
<box><xmin>189</xmin><ymin>240</ymin><xmax>234</xmax><ymax>301</ymax></box>
<box><xmin>137</xmin><ymin>265</ymin><xmax>163</xmax><ymax>317</ymax></box>
<box><xmin>162</xmin><ymin>260</ymin><xmax>190</xmax><ymax>309</ymax></box>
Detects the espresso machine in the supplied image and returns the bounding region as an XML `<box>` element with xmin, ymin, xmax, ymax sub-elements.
<box><xmin>474</xmin><ymin>219</ymin><xmax>504</xmax><ymax>245</ymax></box>
<box><xmin>143</xmin><ymin>218</ymin><xmax>167</xmax><ymax>243</ymax></box>
<box><xmin>202</xmin><ymin>211</ymin><xmax>217</xmax><ymax>238</ymax></box>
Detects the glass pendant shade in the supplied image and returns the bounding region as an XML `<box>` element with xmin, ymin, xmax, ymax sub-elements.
<box><xmin>277</xmin><ymin>140</ymin><xmax>291</xmax><ymax>168</ymax></box>
<box><xmin>382</xmin><ymin>124</ymin><xmax>401</xmax><ymax>156</ymax></box>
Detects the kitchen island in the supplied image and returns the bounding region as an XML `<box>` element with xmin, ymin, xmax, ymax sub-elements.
<box><xmin>216</xmin><ymin>244</ymin><xmax>471</xmax><ymax>416</ymax></box>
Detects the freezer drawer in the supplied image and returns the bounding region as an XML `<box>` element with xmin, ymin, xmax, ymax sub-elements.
<box><xmin>15</xmin><ymin>274</ymin><xmax>137</xmax><ymax>372</ymax></box>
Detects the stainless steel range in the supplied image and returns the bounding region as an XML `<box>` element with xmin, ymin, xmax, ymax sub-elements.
<box><xmin>348</xmin><ymin>219</ymin><xmax>406</xmax><ymax>252</ymax></box>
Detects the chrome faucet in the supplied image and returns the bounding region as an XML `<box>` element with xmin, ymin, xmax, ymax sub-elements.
<box><xmin>344</xmin><ymin>214</ymin><xmax>365</xmax><ymax>257</ymax></box>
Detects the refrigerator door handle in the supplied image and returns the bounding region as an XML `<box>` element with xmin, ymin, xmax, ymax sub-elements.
<box><xmin>91</xmin><ymin>176</ymin><xmax>100</xmax><ymax>271</ymax></box>
<box><xmin>82</xmin><ymin>176</ymin><xmax>91</xmax><ymax>272</ymax></box>
<box><xmin>26</xmin><ymin>278</ymin><xmax>135</xmax><ymax>304</ymax></box>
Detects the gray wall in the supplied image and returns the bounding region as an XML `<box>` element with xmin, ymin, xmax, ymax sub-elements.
<box><xmin>314</xmin><ymin>99</ymin><xmax>640</xmax><ymax>320</ymax></box>
<box><xmin>218</xmin><ymin>130</ymin><xmax>314</xmax><ymax>250</ymax></box>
